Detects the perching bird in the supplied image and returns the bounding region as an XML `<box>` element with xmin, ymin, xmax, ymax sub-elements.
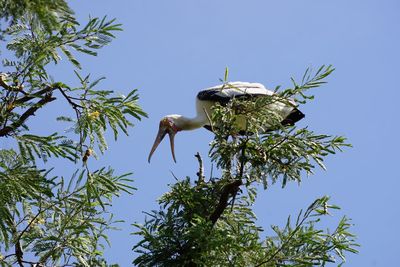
<box><xmin>148</xmin><ymin>82</ymin><xmax>304</xmax><ymax>163</ymax></box>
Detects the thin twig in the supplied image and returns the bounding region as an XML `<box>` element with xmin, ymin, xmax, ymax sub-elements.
<box><xmin>57</xmin><ymin>87</ymin><xmax>84</xmax><ymax>109</ymax></box>
<box><xmin>238</xmin><ymin>140</ymin><xmax>247</xmax><ymax>179</ymax></box>
<box><xmin>14</xmin><ymin>86</ymin><xmax>54</xmax><ymax>105</ymax></box>
<box><xmin>0</xmin><ymin>93</ymin><xmax>56</xmax><ymax>137</ymax></box>
<box><xmin>265</xmin><ymin>135</ymin><xmax>289</xmax><ymax>154</ymax></box>
<box><xmin>169</xmin><ymin>170</ymin><xmax>179</xmax><ymax>181</ymax></box>
<box><xmin>202</xmin><ymin>107</ymin><xmax>214</xmax><ymax>132</ymax></box>
<box><xmin>254</xmin><ymin>204</ymin><xmax>316</xmax><ymax>267</ymax></box>
<box><xmin>230</xmin><ymin>140</ymin><xmax>247</xmax><ymax>211</ymax></box>
<box><xmin>194</xmin><ymin>152</ymin><xmax>204</xmax><ymax>185</ymax></box>
<box><xmin>2</xmin><ymin>253</ymin><xmax>16</xmax><ymax>261</ymax></box>
<box><xmin>14</xmin><ymin>187</ymin><xmax>86</xmax><ymax>250</ymax></box>
<box><xmin>0</xmin><ymin>74</ymin><xmax>23</xmax><ymax>93</ymax></box>
<box><xmin>15</xmin><ymin>238</ymin><xmax>23</xmax><ymax>267</ymax></box>
<box><xmin>55</xmin><ymin>86</ymin><xmax>86</xmax><ymax>152</ymax></box>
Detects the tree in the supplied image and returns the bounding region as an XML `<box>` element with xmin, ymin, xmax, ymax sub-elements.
<box><xmin>0</xmin><ymin>1</ymin><xmax>146</xmax><ymax>266</ymax></box>
<box><xmin>133</xmin><ymin>67</ymin><xmax>359</xmax><ymax>266</ymax></box>
<box><xmin>0</xmin><ymin>1</ymin><xmax>358</xmax><ymax>266</ymax></box>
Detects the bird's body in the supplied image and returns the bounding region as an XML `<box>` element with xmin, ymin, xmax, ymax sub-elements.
<box><xmin>171</xmin><ymin>82</ymin><xmax>302</xmax><ymax>132</ymax></box>
<box><xmin>148</xmin><ymin>82</ymin><xmax>305</xmax><ymax>163</ymax></box>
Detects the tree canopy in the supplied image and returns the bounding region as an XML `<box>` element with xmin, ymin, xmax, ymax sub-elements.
<box><xmin>0</xmin><ymin>1</ymin><xmax>146</xmax><ymax>266</ymax></box>
<box><xmin>0</xmin><ymin>1</ymin><xmax>358</xmax><ymax>266</ymax></box>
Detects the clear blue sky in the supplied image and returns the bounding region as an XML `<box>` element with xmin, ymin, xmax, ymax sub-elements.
<box><xmin>36</xmin><ymin>0</ymin><xmax>400</xmax><ymax>266</ymax></box>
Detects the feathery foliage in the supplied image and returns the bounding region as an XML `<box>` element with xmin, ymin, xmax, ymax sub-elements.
<box><xmin>0</xmin><ymin>1</ymin><xmax>146</xmax><ymax>266</ymax></box>
<box><xmin>1</xmin><ymin>1</ymin><xmax>358</xmax><ymax>266</ymax></box>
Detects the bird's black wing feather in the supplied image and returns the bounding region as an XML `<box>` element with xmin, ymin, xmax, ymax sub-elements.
<box><xmin>197</xmin><ymin>89</ymin><xmax>230</xmax><ymax>104</ymax></box>
<box><xmin>203</xmin><ymin>125</ymin><xmax>213</xmax><ymax>132</ymax></box>
<box><xmin>197</xmin><ymin>89</ymin><xmax>265</xmax><ymax>105</ymax></box>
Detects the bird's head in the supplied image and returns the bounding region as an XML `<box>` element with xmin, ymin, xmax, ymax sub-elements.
<box><xmin>148</xmin><ymin>115</ymin><xmax>182</xmax><ymax>163</ymax></box>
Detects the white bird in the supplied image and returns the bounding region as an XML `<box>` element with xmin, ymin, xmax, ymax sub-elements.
<box><xmin>148</xmin><ymin>82</ymin><xmax>304</xmax><ymax>163</ymax></box>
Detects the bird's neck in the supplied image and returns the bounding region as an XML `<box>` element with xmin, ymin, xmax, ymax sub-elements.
<box><xmin>175</xmin><ymin>114</ymin><xmax>208</xmax><ymax>131</ymax></box>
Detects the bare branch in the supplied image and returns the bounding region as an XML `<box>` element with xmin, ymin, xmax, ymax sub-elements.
<box><xmin>209</xmin><ymin>179</ymin><xmax>242</xmax><ymax>225</ymax></box>
<box><xmin>202</xmin><ymin>107</ymin><xmax>214</xmax><ymax>132</ymax></box>
<box><xmin>15</xmin><ymin>240</ymin><xmax>23</xmax><ymax>267</ymax></box>
<box><xmin>14</xmin><ymin>86</ymin><xmax>55</xmax><ymax>105</ymax></box>
<box><xmin>57</xmin><ymin>87</ymin><xmax>84</xmax><ymax>109</ymax></box>
<box><xmin>0</xmin><ymin>93</ymin><xmax>56</xmax><ymax>137</ymax></box>
<box><xmin>195</xmin><ymin>152</ymin><xmax>204</xmax><ymax>185</ymax></box>
<box><xmin>208</xmin><ymin>140</ymin><xmax>248</xmax><ymax>225</ymax></box>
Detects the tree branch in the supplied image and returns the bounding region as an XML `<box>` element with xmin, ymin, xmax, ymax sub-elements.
<box><xmin>0</xmin><ymin>74</ymin><xmax>26</xmax><ymax>94</ymax></box>
<box><xmin>13</xmin><ymin>86</ymin><xmax>54</xmax><ymax>105</ymax></box>
<box><xmin>208</xmin><ymin>140</ymin><xmax>248</xmax><ymax>225</ymax></box>
<box><xmin>15</xmin><ymin>240</ymin><xmax>24</xmax><ymax>267</ymax></box>
<box><xmin>0</xmin><ymin>93</ymin><xmax>56</xmax><ymax>137</ymax></box>
<box><xmin>57</xmin><ymin>87</ymin><xmax>84</xmax><ymax>109</ymax></box>
<box><xmin>209</xmin><ymin>179</ymin><xmax>242</xmax><ymax>225</ymax></box>
<box><xmin>195</xmin><ymin>152</ymin><xmax>204</xmax><ymax>185</ymax></box>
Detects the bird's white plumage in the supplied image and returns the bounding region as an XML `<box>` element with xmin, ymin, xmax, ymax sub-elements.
<box><xmin>195</xmin><ymin>82</ymin><xmax>274</xmax><ymax>127</ymax></box>
<box><xmin>195</xmin><ymin>82</ymin><xmax>296</xmax><ymax>129</ymax></box>
<box><xmin>205</xmin><ymin>81</ymin><xmax>273</xmax><ymax>98</ymax></box>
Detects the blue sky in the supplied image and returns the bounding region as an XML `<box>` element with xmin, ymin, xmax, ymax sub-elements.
<box><xmin>22</xmin><ymin>0</ymin><xmax>400</xmax><ymax>266</ymax></box>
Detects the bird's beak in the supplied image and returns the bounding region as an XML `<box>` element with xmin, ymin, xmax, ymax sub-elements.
<box><xmin>148</xmin><ymin>125</ymin><xmax>177</xmax><ymax>163</ymax></box>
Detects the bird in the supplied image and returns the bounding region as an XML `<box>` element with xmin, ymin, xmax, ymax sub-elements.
<box><xmin>148</xmin><ymin>81</ymin><xmax>305</xmax><ymax>163</ymax></box>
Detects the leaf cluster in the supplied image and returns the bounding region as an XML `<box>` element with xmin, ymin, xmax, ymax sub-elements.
<box><xmin>0</xmin><ymin>2</ymin><xmax>145</xmax><ymax>266</ymax></box>
<box><xmin>133</xmin><ymin>177</ymin><xmax>263</xmax><ymax>266</ymax></box>
<box><xmin>0</xmin><ymin>0</ymin><xmax>147</xmax><ymax>155</ymax></box>
<box><xmin>69</xmin><ymin>74</ymin><xmax>147</xmax><ymax>152</ymax></box>
<box><xmin>16</xmin><ymin>133</ymin><xmax>78</xmax><ymax>163</ymax></box>
<box><xmin>133</xmin><ymin>176</ymin><xmax>358</xmax><ymax>266</ymax></box>
<box><xmin>261</xmin><ymin>197</ymin><xmax>358</xmax><ymax>266</ymax></box>
<box><xmin>0</xmin><ymin>150</ymin><xmax>52</xmax><ymax>244</ymax></box>
<box><xmin>0</xmin><ymin>157</ymin><xmax>134</xmax><ymax>266</ymax></box>
<box><xmin>0</xmin><ymin>0</ymin><xmax>72</xmax><ymax>35</ymax></box>
<box><xmin>210</xmin><ymin>66</ymin><xmax>350</xmax><ymax>188</ymax></box>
